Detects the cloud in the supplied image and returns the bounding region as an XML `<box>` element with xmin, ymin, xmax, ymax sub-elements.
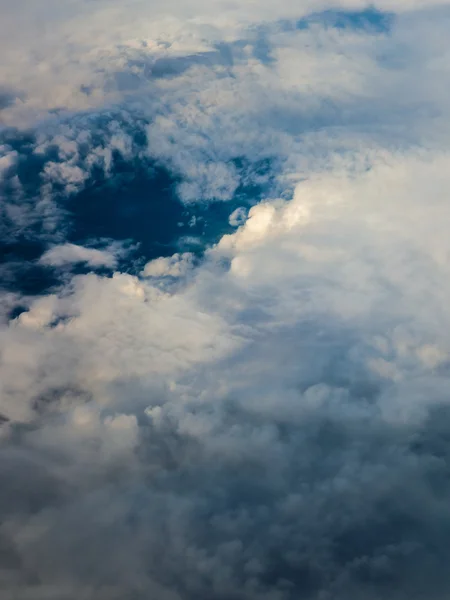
<box><xmin>142</xmin><ymin>252</ymin><xmax>195</xmax><ymax>278</ymax></box>
<box><xmin>3</xmin><ymin>148</ymin><xmax>450</xmax><ymax>598</ymax></box>
<box><xmin>2</xmin><ymin>2</ymin><xmax>450</xmax><ymax>599</ymax></box>
<box><xmin>229</xmin><ymin>207</ymin><xmax>247</xmax><ymax>227</ymax></box>
<box><xmin>39</xmin><ymin>242</ymin><xmax>129</xmax><ymax>269</ymax></box>
<box><xmin>3</xmin><ymin>2</ymin><xmax>450</xmax><ymax>206</ymax></box>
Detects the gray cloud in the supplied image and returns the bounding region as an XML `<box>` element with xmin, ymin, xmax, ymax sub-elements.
<box><xmin>2</xmin><ymin>155</ymin><xmax>450</xmax><ymax>598</ymax></box>
<box><xmin>2</xmin><ymin>2</ymin><xmax>450</xmax><ymax>599</ymax></box>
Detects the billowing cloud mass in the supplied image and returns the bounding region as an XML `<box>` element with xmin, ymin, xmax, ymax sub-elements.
<box><xmin>2</xmin><ymin>1</ymin><xmax>450</xmax><ymax>599</ymax></box>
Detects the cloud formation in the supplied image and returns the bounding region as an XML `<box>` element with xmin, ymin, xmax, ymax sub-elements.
<box><xmin>2</xmin><ymin>2</ymin><xmax>450</xmax><ymax>600</ymax></box>
<box><xmin>39</xmin><ymin>242</ymin><xmax>129</xmax><ymax>269</ymax></box>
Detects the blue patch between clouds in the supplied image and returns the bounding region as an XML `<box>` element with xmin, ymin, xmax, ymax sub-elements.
<box><xmin>64</xmin><ymin>156</ymin><xmax>269</xmax><ymax>271</ymax></box>
<box><xmin>297</xmin><ymin>8</ymin><xmax>395</xmax><ymax>34</ymax></box>
<box><xmin>0</xmin><ymin>121</ymin><xmax>273</xmax><ymax>298</ymax></box>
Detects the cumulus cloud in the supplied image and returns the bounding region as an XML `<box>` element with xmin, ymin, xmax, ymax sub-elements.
<box><xmin>3</xmin><ymin>147</ymin><xmax>450</xmax><ymax>598</ymax></box>
<box><xmin>39</xmin><ymin>242</ymin><xmax>129</xmax><ymax>269</ymax></box>
<box><xmin>142</xmin><ymin>252</ymin><xmax>195</xmax><ymax>278</ymax></box>
<box><xmin>229</xmin><ymin>207</ymin><xmax>247</xmax><ymax>227</ymax></box>
<box><xmin>2</xmin><ymin>1</ymin><xmax>450</xmax><ymax>599</ymax></box>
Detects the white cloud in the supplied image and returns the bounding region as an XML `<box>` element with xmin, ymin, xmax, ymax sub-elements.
<box><xmin>0</xmin><ymin>269</ymin><xmax>243</xmax><ymax>423</ymax></box>
<box><xmin>2</xmin><ymin>2</ymin><xmax>450</xmax><ymax>599</ymax></box>
<box><xmin>3</xmin><ymin>1</ymin><xmax>450</xmax><ymax>207</ymax></box>
<box><xmin>0</xmin><ymin>147</ymin><xmax>18</xmax><ymax>178</ymax></box>
<box><xmin>142</xmin><ymin>253</ymin><xmax>194</xmax><ymax>278</ymax></box>
<box><xmin>39</xmin><ymin>243</ymin><xmax>124</xmax><ymax>269</ymax></box>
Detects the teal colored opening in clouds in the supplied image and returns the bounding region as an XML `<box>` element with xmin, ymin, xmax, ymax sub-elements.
<box><xmin>297</xmin><ymin>8</ymin><xmax>395</xmax><ymax>34</ymax></box>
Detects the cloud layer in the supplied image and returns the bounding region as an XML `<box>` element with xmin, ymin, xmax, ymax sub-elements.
<box><xmin>2</xmin><ymin>2</ymin><xmax>450</xmax><ymax>599</ymax></box>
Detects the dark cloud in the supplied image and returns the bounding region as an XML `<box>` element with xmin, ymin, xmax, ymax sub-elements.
<box><xmin>1</xmin><ymin>356</ymin><xmax>450</xmax><ymax>600</ymax></box>
<box><xmin>0</xmin><ymin>87</ymin><xmax>23</xmax><ymax>110</ymax></box>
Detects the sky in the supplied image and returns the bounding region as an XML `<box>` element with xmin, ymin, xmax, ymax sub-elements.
<box><xmin>1</xmin><ymin>1</ymin><xmax>450</xmax><ymax>599</ymax></box>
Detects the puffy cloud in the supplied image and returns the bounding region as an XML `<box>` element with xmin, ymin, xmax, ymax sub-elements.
<box><xmin>39</xmin><ymin>242</ymin><xmax>128</xmax><ymax>269</ymax></box>
<box><xmin>142</xmin><ymin>252</ymin><xmax>195</xmax><ymax>277</ymax></box>
<box><xmin>2</xmin><ymin>1</ymin><xmax>450</xmax><ymax>599</ymax></box>
<box><xmin>2</xmin><ymin>147</ymin><xmax>450</xmax><ymax>598</ymax></box>
<box><xmin>3</xmin><ymin>1</ymin><xmax>450</xmax><ymax>205</ymax></box>
<box><xmin>0</xmin><ymin>269</ymin><xmax>241</xmax><ymax>423</ymax></box>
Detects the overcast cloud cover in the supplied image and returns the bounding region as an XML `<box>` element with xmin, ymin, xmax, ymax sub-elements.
<box><xmin>2</xmin><ymin>1</ymin><xmax>450</xmax><ymax>598</ymax></box>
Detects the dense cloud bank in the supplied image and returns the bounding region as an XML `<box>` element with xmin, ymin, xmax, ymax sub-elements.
<box><xmin>2</xmin><ymin>2</ymin><xmax>450</xmax><ymax>599</ymax></box>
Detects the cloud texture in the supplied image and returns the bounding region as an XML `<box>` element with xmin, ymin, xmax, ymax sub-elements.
<box><xmin>2</xmin><ymin>1</ymin><xmax>450</xmax><ymax>599</ymax></box>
